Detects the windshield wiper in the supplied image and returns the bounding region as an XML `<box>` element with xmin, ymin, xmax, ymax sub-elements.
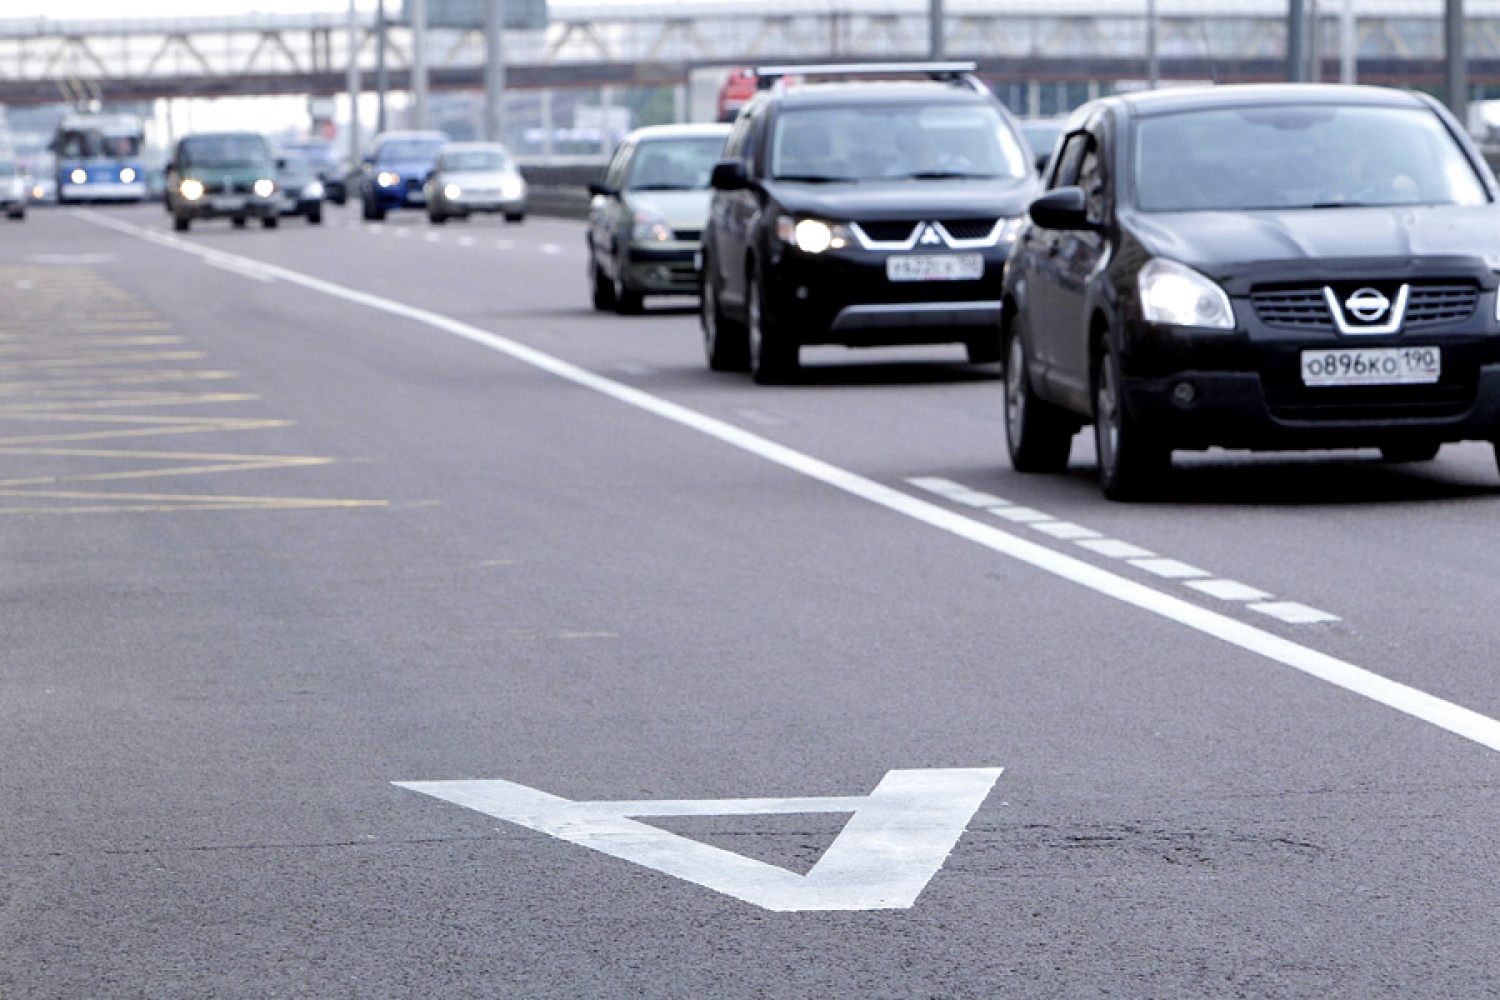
<box><xmin>774</xmin><ymin>174</ymin><xmax>854</xmax><ymax>184</ymax></box>
<box><xmin>899</xmin><ymin>171</ymin><xmax>997</xmax><ymax>180</ymax></box>
<box><xmin>1310</xmin><ymin>200</ymin><xmax>1376</xmax><ymax>209</ymax></box>
<box><xmin>630</xmin><ymin>184</ymin><xmax>694</xmax><ymax>192</ymax></box>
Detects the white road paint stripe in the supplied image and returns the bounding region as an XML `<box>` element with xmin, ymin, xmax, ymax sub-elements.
<box><xmin>424</xmin><ymin>233</ymin><xmax>442</xmax><ymax>243</ymax></box>
<box><xmin>1251</xmin><ymin>601</ymin><xmax>1341</xmax><ymax>625</ymax></box>
<box><xmin>458</xmin><ymin>237</ymin><xmax>475</xmax><ymax>247</ymax></box>
<box><xmin>1076</xmin><ymin>538</ymin><xmax>1157</xmax><ymax>559</ymax></box>
<box><xmin>1129</xmin><ymin>557</ymin><xmax>1212</xmax><ymax>580</ymax></box>
<box><xmin>987</xmin><ymin>506</ymin><xmax>1052</xmax><ymax>523</ymax></box>
<box><xmin>1030</xmin><ymin>521</ymin><xmax>1103</xmax><ymax>541</ymax></box>
<box><xmin>541</xmin><ymin>244</ymin><xmax>563</xmax><ymax>255</ymax></box>
<box><xmin>81</xmin><ymin>210</ymin><xmax>1500</xmax><ymax>755</ymax></box>
<box><xmin>1186</xmin><ymin>579</ymin><xmax>1274</xmax><ymax>602</ymax></box>
<box><xmin>496</xmin><ymin>240</ymin><xmax>515</xmax><ymax>249</ymax></box>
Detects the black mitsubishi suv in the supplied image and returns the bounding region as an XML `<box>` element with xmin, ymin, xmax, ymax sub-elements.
<box><xmin>700</xmin><ymin>63</ymin><xmax>1042</xmax><ymax>383</ymax></box>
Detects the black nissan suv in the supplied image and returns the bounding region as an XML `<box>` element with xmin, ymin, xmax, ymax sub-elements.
<box><xmin>1001</xmin><ymin>84</ymin><xmax>1500</xmax><ymax>500</ymax></box>
<box><xmin>699</xmin><ymin>63</ymin><xmax>1042</xmax><ymax>383</ymax></box>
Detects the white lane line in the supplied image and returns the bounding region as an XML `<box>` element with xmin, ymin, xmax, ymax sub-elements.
<box><xmin>1186</xmin><ymin>579</ymin><xmax>1274</xmax><ymax>602</ymax></box>
<box><xmin>1030</xmin><ymin>521</ymin><xmax>1102</xmax><ymax>541</ymax></box>
<box><xmin>987</xmin><ymin>506</ymin><xmax>1052</xmax><ymax>523</ymax></box>
<box><xmin>458</xmin><ymin>236</ymin><xmax>475</xmax><ymax>247</ymax></box>
<box><xmin>541</xmin><ymin>244</ymin><xmax>563</xmax><ymax>255</ymax></box>
<box><xmin>1077</xmin><ymin>538</ymin><xmax>1156</xmax><ymax>559</ymax></box>
<box><xmin>79</xmin><ymin>210</ymin><xmax>1500</xmax><ymax>755</ymax></box>
<box><xmin>496</xmin><ymin>240</ymin><xmax>515</xmax><ymax>249</ymax></box>
<box><xmin>424</xmin><ymin>233</ymin><xmax>442</xmax><ymax>243</ymax></box>
<box><xmin>1129</xmin><ymin>557</ymin><xmax>1212</xmax><ymax>580</ymax></box>
<box><xmin>1251</xmin><ymin>602</ymin><xmax>1341</xmax><ymax>625</ymax></box>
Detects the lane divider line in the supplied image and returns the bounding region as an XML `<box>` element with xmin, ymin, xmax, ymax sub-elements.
<box><xmin>78</xmin><ymin>210</ymin><xmax>1500</xmax><ymax>755</ymax></box>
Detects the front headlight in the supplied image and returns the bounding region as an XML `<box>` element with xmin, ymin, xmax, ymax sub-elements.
<box><xmin>1138</xmin><ymin>258</ymin><xmax>1234</xmax><ymax>330</ymax></box>
<box><xmin>303</xmin><ymin>181</ymin><xmax>325</xmax><ymax>199</ymax></box>
<box><xmin>502</xmin><ymin>176</ymin><xmax>525</xmax><ymax>199</ymax></box>
<box><xmin>179</xmin><ymin>179</ymin><xmax>205</xmax><ymax>201</ymax></box>
<box><xmin>253</xmin><ymin>178</ymin><xmax>276</xmax><ymax>198</ymax></box>
<box><xmin>377</xmin><ymin>171</ymin><xmax>400</xmax><ymax>188</ymax></box>
<box><xmin>776</xmin><ymin>216</ymin><xmax>851</xmax><ymax>254</ymax></box>
<box><xmin>444</xmin><ymin>183</ymin><xmax>462</xmax><ymax>200</ymax></box>
<box><xmin>996</xmin><ymin>216</ymin><xmax>1026</xmax><ymax>244</ymax></box>
<box><xmin>631</xmin><ymin>210</ymin><xmax>674</xmax><ymax>243</ymax></box>
<box><xmin>70</xmin><ymin>168</ymin><xmax>87</xmax><ymax>185</ymax></box>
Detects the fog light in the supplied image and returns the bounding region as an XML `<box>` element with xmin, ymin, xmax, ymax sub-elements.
<box><xmin>1170</xmin><ymin>381</ymin><xmax>1199</xmax><ymax>408</ymax></box>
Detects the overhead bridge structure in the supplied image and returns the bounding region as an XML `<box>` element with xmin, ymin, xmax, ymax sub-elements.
<box><xmin>1</xmin><ymin>1</ymin><xmax>1500</xmax><ymax>107</ymax></box>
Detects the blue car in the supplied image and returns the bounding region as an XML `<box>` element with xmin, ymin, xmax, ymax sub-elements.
<box><xmin>359</xmin><ymin>130</ymin><xmax>448</xmax><ymax>220</ymax></box>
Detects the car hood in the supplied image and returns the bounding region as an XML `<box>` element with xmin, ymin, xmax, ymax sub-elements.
<box><xmin>1128</xmin><ymin>204</ymin><xmax>1500</xmax><ymax>284</ymax></box>
<box><xmin>625</xmin><ymin>189</ymin><xmax>711</xmax><ymax>230</ymax></box>
<box><xmin>769</xmin><ymin>176</ymin><xmax>1039</xmax><ymax>221</ymax></box>
<box><xmin>375</xmin><ymin>159</ymin><xmax>436</xmax><ymax>178</ymax></box>
<box><xmin>181</xmin><ymin>164</ymin><xmax>273</xmax><ymax>184</ymax></box>
<box><xmin>437</xmin><ymin>169</ymin><xmax>524</xmax><ymax>188</ymax></box>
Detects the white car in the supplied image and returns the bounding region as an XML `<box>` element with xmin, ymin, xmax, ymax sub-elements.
<box><xmin>0</xmin><ymin>158</ymin><xmax>27</xmax><ymax>220</ymax></box>
<box><xmin>424</xmin><ymin>142</ymin><xmax>527</xmax><ymax>224</ymax></box>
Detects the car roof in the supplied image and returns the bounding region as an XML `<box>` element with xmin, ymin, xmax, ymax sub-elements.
<box><xmin>769</xmin><ymin>79</ymin><xmax>993</xmax><ymax>109</ymax></box>
<box><xmin>626</xmin><ymin>123</ymin><xmax>733</xmax><ymax>142</ymax></box>
<box><xmin>441</xmin><ymin>141</ymin><xmax>510</xmax><ymax>152</ymax></box>
<box><xmin>1106</xmin><ymin>83</ymin><xmax>1432</xmax><ymax>119</ymax></box>
<box><xmin>375</xmin><ymin>130</ymin><xmax>448</xmax><ymax>143</ymax></box>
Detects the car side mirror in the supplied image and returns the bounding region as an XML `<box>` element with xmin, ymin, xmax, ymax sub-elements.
<box><xmin>588</xmin><ymin>181</ymin><xmax>618</xmax><ymax>198</ymax></box>
<box><xmin>710</xmin><ymin>160</ymin><xmax>749</xmax><ymax>191</ymax></box>
<box><xmin>1029</xmin><ymin>186</ymin><xmax>1097</xmax><ymax>231</ymax></box>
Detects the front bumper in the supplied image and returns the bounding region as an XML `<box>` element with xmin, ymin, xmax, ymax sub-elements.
<box><xmin>762</xmin><ymin>244</ymin><xmax>1010</xmax><ymax>347</ymax></box>
<box><xmin>59</xmin><ymin>180</ymin><xmax>148</xmax><ymax>201</ymax></box>
<box><xmin>1118</xmin><ymin>314</ymin><xmax>1500</xmax><ymax>450</ymax></box>
<box><xmin>621</xmin><ymin>242</ymin><xmax>701</xmax><ymax>296</ymax></box>
<box><xmin>178</xmin><ymin>194</ymin><xmax>279</xmax><ymax>220</ymax></box>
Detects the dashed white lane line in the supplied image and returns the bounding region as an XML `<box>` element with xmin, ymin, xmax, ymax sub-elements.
<box><xmin>908</xmin><ymin>477</ymin><xmax>1339</xmax><ymax>626</ymax></box>
<box><xmin>78</xmin><ymin>211</ymin><xmax>1500</xmax><ymax>755</ymax></box>
<box><xmin>541</xmin><ymin>244</ymin><xmax>563</xmax><ymax>255</ymax></box>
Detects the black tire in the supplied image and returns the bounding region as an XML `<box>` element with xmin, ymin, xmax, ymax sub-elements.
<box><xmin>1380</xmin><ymin>442</ymin><xmax>1441</xmax><ymax>463</ymax></box>
<box><xmin>308</xmin><ymin>207</ymin><xmax>323</xmax><ymax>225</ymax></box>
<box><xmin>589</xmin><ymin>251</ymin><xmax>617</xmax><ymax>312</ymax></box>
<box><xmin>429</xmin><ymin>210</ymin><xmax>447</xmax><ymax>224</ymax></box>
<box><xmin>613</xmin><ymin>269</ymin><xmax>644</xmax><ymax>315</ymax></box>
<box><xmin>1094</xmin><ymin>340</ymin><xmax>1170</xmax><ymax>501</ymax></box>
<box><xmin>1004</xmin><ymin>327</ymin><xmax>1076</xmax><ymax>473</ymax></box>
<box><xmin>505</xmin><ymin>212</ymin><xmax>525</xmax><ymax>223</ymax></box>
<box><xmin>232</xmin><ymin>216</ymin><xmax>248</xmax><ymax>229</ymax></box>
<box><xmin>173</xmin><ymin>214</ymin><xmax>190</xmax><ymax>232</ymax></box>
<box><xmin>262</xmin><ymin>215</ymin><xmax>279</xmax><ymax>229</ymax></box>
<box><xmin>362</xmin><ymin>198</ymin><xmax>384</xmax><ymax>222</ymax></box>
<box><xmin>747</xmin><ymin>264</ymin><xmax>798</xmax><ymax>385</ymax></box>
<box><xmin>702</xmin><ymin>262</ymin><xmax>749</xmax><ymax>372</ymax></box>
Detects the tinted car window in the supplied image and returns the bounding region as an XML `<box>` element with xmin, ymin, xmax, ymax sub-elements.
<box><xmin>441</xmin><ymin>150</ymin><xmax>514</xmax><ymax>171</ymax></box>
<box><xmin>181</xmin><ymin>135</ymin><xmax>267</xmax><ymax>166</ymax></box>
<box><xmin>1133</xmin><ymin>105</ymin><xmax>1488</xmax><ymax>212</ymax></box>
<box><xmin>378</xmin><ymin>139</ymin><xmax>445</xmax><ymax>163</ymax></box>
<box><xmin>769</xmin><ymin>104</ymin><xmax>1028</xmax><ymax>181</ymax></box>
<box><xmin>626</xmin><ymin>138</ymin><xmax>726</xmax><ymax>191</ymax></box>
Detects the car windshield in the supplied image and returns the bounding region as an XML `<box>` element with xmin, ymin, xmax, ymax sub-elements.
<box><xmin>0</xmin><ymin>162</ymin><xmax>15</xmax><ymax>179</ymax></box>
<box><xmin>277</xmin><ymin>155</ymin><xmax>315</xmax><ymax>183</ymax></box>
<box><xmin>181</xmin><ymin>135</ymin><xmax>267</xmax><ymax>167</ymax></box>
<box><xmin>379</xmin><ymin>139</ymin><xmax>445</xmax><ymax>163</ymax></box>
<box><xmin>770</xmin><ymin>103</ymin><xmax>1029</xmax><ymax>182</ymax></box>
<box><xmin>1133</xmin><ymin>104</ymin><xmax>1489</xmax><ymax>212</ymax></box>
<box><xmin>442</xmin><ymin>149</ymin><xmax>513</xmax><ymax>172</ymax></box>
<box><xmin>625</xmin><ymin>137</ymin><xmax>726</xmax><ymax>190</ymax></box>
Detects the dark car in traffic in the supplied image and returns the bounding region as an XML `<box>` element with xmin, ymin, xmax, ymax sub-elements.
<box><xmin>700</xmin><ymin>62</ymin><xmax>1040</xmax><ymax>383</ymax></box>
<box><xmin>359</xmin><ymin>130</ymin><xmax>447</xmax><ymax>220</ymax></box>
<box><xmin>274</xmin><ymin>152</ymin><xmax>325</xmax><ymax>224</ymax></box>
<box><xmin>165</xmin><ymin>131</ymin><xmax>281</xmax><ymax>231</ymax></box>
<box><xmin>1001</xmin><ymin>84</ymin><xmax>1500</xmax><ymax>500</ymax></box>
<box><xmin>280</xmin><ymin>138</ymin><xmax>349</xmax><ymax>204</ymax></box>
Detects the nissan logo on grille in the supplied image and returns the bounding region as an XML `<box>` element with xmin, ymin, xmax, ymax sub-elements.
<box><xmin>1345</xmin><ymin>288</ymin><xmax>1390</xmax><ymax>322</ymax></box>
<box><xmin>1322</xmin><ymin>282</ymin><xmax>1410</xmax><ymax>336</ymax></box>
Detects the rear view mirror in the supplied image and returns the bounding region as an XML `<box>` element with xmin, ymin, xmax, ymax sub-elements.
<box><xmin>1028</xmin><ymin>186</ymin><xmax>1096</xmax><ymax>231</ymax></box>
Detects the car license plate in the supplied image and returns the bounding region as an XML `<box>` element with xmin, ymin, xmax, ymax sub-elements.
<box><xmin>1301</xmin><ymin>346</ymin><xmax>1441</xmax><ymax>386</ymax></box>
<box><xmin>886</xmin><ymin>254</ymin><xmax>984</xmax><ymax>282</ymax></box>
<box><xmin>211</xmin><ymin>195</ymin><xmax>248</xmax><ymax>211</ymax></box>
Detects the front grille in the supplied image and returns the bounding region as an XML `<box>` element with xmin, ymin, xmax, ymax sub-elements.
<box><xmin>404</xmin><ymin>178</ymin><xmax>422</xmax><ymax>193</ymax></box>
<box><xmin>1251</xmin><ymin>281</ymin><xmax>1480</xmax><ymax>332</ymax></box>
<box><xmin>674</xmin><ymin>229</ymin><xmax>702</xmax><ymax>242</ymax></box>
<box><xmin>858</xmin><ymin>220</ymin><xmax>919</xmax><ymax>242</ymax></box>
<box><xmin>941</xmin><ymin>218</ymin><xmax>999</xmax><ymax>240</ymax></box>
<box><xmin>1265</xmin><ymin>383</ymin><xmax>1476</xmax><ymax>422</ymax></box>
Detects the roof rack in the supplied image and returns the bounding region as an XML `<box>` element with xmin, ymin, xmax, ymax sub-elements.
<box><xmin>754</xmin><ymin>61</ymin><xmax>981</xmax><ymax>91</ymax></box>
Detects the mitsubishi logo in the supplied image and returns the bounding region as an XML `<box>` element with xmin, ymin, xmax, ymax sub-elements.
<box><xmin>1344</xmin><ymin>287</ymin><xmax>1391</xmax><ymax>322</ymax></box>
<box><xmin>919</xmin><ymin>225</ymin><xmax>943</xmax><ymax>246</ymax></box>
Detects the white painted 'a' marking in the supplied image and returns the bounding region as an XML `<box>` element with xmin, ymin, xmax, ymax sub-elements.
<box><xmin>394</xmin><ymin>768</ymin><xmax>1002</xmax><ymax>912</ymax></box>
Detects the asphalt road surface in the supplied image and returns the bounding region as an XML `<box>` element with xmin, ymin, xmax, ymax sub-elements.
<box><xmin>4</xmin><ymin>202</ymin><xmax>1500</xmax><ymax>999</ymax></box>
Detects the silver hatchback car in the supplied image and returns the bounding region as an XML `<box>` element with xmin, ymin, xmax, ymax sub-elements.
<box><xmin>424</xmin><ymin>142</ymin><xmax>527</xmax><ymax>224</ymax></box>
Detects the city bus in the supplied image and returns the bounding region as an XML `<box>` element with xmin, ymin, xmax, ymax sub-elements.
<box><xmin>53</xmin><ymin>112</ymin><xmax>148</xmax><ymax>203</ymax></box>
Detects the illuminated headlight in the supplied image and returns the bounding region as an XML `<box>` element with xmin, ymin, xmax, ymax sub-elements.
<box><xmin>631</xmin><ymin>210</ymin><xmax>674</xmax><ymax>243</ymax></box>
<box><xmin>996</xmin><ymin>216</ymin><xmax>1026</xmax><ymax>244</ymax></box>
<box><xmin>1138</xmin><ymin>258</ymin><xmax>1234</xmax><ymax>330</ymax></box>
<box><xmin>31</xmin><ymin>185</ymin><xmax>43</xmax><ymax>200</ymax></box>
<box><xmin>120</xmin><ymin>167</ymin><xmax>137</xmax><ymax>184</ymax></box>
<box><xmin>253</xmin><ymin>178</ymin><xmax>276</xmax><ymax>198</ymax></box>
<box><xmin>70</xmin><ymin>168</ymin><xmax>87</xmax><ymax>184</ymax></box>
<box><xmin>776</xmin><ymin>216</ymin><xmax>850</xmax><ymax>254</ymax></box>
<box><xmin>377</xmin><ymin>171</ymin><xmax>400</xmax><ymax>188</ymax></box>
<box><xmin>179</xmin><ymin>179</ymin><xmax>205</xmax><ymax>201</ymax></box>
<box><xmin>501</xmin><ymin>177</ymin><xmax>525</xmax><ymax>199</ymax></box>
<box><xmin>444</xmin><ymin>183</ymin><xmax>462</xmax><ymax>200</ymax></box>
<box><xmin>303</xmin><ymin>181</ymin><xmax>325</xmax><ymax>199</ymax></box>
